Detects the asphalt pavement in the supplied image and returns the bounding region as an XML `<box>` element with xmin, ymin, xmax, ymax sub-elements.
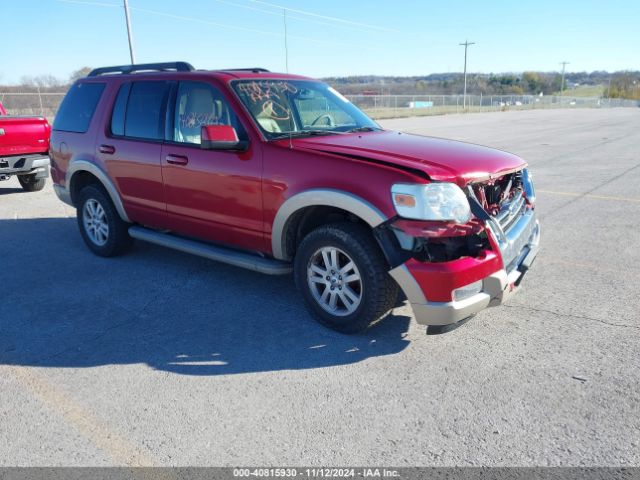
<box><xmin>0</xmin><ymin>108</ymin><xmax>638</xmax><ymax>466</ymax></box>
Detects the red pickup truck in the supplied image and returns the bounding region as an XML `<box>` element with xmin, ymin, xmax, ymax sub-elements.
<box><xmin>50</xmin><ymin>62</ymin><xmax>539</xmax><ymax>333</ymax></box>
<box><xmin>0</xmin><ymin>101</ymin><xmax>51</xmax><ymax>191</ymax></box>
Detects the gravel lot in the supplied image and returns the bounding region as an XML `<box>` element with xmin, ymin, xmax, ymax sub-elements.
<box><xmin>1</xmin><ymin>108</ymin><xmax>638</xmax><ymax>467</ymax></box>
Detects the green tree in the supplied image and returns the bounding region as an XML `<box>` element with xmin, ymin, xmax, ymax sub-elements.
<box><xmin>69</xmin><ymin>67</ymin><xmax>93</xmax><ymax>83</ymax></box>
<box><xmin>523</xmin><ymin>71</ymin><xmax>542</xmax><ymax>94</ymax></box>
<box><xmin>415</xmin><ymin>80</ymin><xmax>428</xmax><ymax>92</ymax></box>
<box><xmin>605</xmin><ymin>73</ymin><xmax>640</xmax><ymax>100</ymax></box>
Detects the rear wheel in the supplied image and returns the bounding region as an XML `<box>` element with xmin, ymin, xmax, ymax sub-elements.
<box><xmin>294</xmin><ymin>222</ymin><xmax>399</xmax><ymax>334</ymax></box>
<box><xmin>18</xmin><ymin>174</ymin><xmax>46</xmax><ymax>192</ymax></box>
<box><xmin>77</xmin><ymin>184</ymin><xmax>133</xmax><ymax>257</ymax></box>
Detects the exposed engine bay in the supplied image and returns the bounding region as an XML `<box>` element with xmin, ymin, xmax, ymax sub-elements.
<box><xmin>385</xmin><ymin>170</ymin><xmax>531</xmax><ymax>264</ymax></box>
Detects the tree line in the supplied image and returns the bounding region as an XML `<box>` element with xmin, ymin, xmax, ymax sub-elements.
<box><xmin>325</xmin><ymin>71</ymin><xmax>640</xmax><ymax>98</ymax></box>
<box><xmin>0</xmin><ymin>67</ymin><xmax>92</xmax><ymax>92</ymax></box>
<box><xmin>1</xmin><ymin>67</ymin><xmax>638</xmax><ymax>100</ymax></box>
<box><xmin>605</xmin><ymin>73</ymin><xmax>640</xmax><ymax>100</ymax></box>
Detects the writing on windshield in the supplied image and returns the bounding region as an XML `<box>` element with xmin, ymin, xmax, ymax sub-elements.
<box><xmin>236</xmin><ymin>81</ymin><xmax>297</xmax><ymax>121</ymax></box>
<box><xmin>233</xmin><ymin>79</ymin><xmax>379</xmax><ymax>138</ymax></box>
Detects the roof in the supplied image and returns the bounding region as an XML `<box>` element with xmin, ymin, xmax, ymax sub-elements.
<box><xmin>85</xmin><ymin>62</ymin><xmax>314</xmax><ymax>83</ymax></box>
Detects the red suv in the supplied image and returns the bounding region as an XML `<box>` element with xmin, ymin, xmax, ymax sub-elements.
<box><xmin>50</xmin><ymin>62</ymin><xmax>539</xmax><ymax>333</ymax></box>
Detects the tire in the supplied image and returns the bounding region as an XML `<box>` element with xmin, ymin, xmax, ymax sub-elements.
<box><xmin>294</xmin><ymin>222</ymin><xmax>399</xmax><ymax>334</ymax></box>
<box><xmin>18</xmin><ymin>174</ymin><xmax>46</xmax><ymax>192</ymax></box>
<box><xmin>76</xmin><ymin>184</ymin><xmax>133</xmax><ymax>257</ymax></box>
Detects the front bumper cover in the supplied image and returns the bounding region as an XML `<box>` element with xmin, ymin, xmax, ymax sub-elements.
<box><xmin>391</xmin><ymin>213</ymin><xmax>540</xmax><ymax>326</ymax></box>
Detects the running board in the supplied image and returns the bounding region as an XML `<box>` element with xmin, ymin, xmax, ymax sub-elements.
<box><xmin>128</xmin><ymin>226</ymin><xmax>292</xmax><ymax>275</ymax></box>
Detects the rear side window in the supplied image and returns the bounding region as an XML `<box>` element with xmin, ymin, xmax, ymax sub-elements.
<box><xmin>120</xmin><ymin>81</ymin><xmax>169</xmax><ymax>140</ymax></box>
<box><xmin>110</xmin><ymin>83</ymin><xmax>131</xmax><ymax>136</ymax></box>
<box><xmin>53</xmin><ymin>82</ymin><xmax>105</xmax><ymax>133</ymax></box>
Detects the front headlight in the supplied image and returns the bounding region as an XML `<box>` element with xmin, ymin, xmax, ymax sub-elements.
<box><xmin>391</xmin><ymin>183</ymin><xmax>471</xmax><ymax>224</ymax></box>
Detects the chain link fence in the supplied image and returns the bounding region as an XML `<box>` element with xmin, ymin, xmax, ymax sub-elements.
<box><xmin>0</xmin><ymin>91</ymin><xmax>66</xmax><ymax>119</ymax></box>
<box><xmin>346</xmin><ymin>94</ymin><xmax>639</xmax><ymax>119</ymax></box>
<box><xmin>0</xmin><ymin>91</ymin><xmax>637</xmax><ymax>122</ymax></box>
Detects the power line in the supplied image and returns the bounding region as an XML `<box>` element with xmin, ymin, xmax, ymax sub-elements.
<box><xmin>59</xmin><ymin>0</ymin><xmax>396</xmax><ymax>35</ymax></box>
<box><xmin>58</xmin><ymin>0</ymin><xmax>136</xmax><ymax>63</ymax></box>
<box><xmin>459</xmin><ymin>40</ymin><xmax>475</xmax><ymax>109</ymax></box>
<box><xmin>58</xmin><ymin>0</ymin><xmax>286</xmax><ymax>37</ymax></box>
<box><xmin>57</xmin><ymin>0</ymin><xmax>378</xmax><ymax>49</ymax></box>
<box><xmin>130</xmin><ymin>6</ymin><xmax>282</xmax><ymax>37</ymax></box>
<box><xmin>55</xmin><ymin>0</ymin><xmax>380</xmax><ymax>68</ymax></box>
<box><xmin>129</xmin><ymin>6</ymin><xmax>379</xmax><ymax>52</ymax></box>
<box><xmin>210</xmin><ymin>0</ymin><xmax>384</xmax><ymax>34</ymax></box>
<box><xmin>249</xmin><ymin>0</ymin><xmax>399</xmax><ymax>33</ymax></box>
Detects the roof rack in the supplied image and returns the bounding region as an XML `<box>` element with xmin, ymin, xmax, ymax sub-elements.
<box><xmin>219</xmin><ymin>68</ymin><xmax>270</xmax><ymax>73</ymax></box>
<box><xmin>88</xmin><ymin>62</ymin><xmax>195</xmax><ymax>77</ymax></box>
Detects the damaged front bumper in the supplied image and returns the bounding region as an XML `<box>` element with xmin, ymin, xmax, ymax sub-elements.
<box><xmin>390</xmin><ymin>209</ymin><xmax>540</xmax><ymax>326</ymax></box>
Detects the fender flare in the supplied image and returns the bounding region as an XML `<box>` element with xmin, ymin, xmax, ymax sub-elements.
<box><xmin>271</xmin><ymin>189</ymin><xmax>388</xmax><ymax>260</ymax></box>
<box><xmin>66</xmin><ymin>160</ymin><xmax>131</xmax><ymax>223</ymax></box>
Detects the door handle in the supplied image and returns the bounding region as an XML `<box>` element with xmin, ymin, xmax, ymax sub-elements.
<box><xmin>98</xmin><ymin>144</ymin><xmax>116</xmax><ymax>155</ymax></box>
<box><xmin>165</xmin><ymin>154</ymin><xmax>189</xmax><ymax>165</ymax></box>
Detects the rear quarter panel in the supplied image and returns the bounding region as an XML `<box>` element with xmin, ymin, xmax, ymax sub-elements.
<box><xmin>49</xmin><ymin>80</ymin><xmax>110</xmax><ymax>189</ymax></box>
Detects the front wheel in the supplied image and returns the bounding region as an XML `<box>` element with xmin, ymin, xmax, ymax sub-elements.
<box><xmin>18</xmin><ymin>174</ymin><xmax>46</xmax><ymax>192</ymax></box>
<box><xmin>294</xmin><ymin>223</ymin><xmax>399</xmax><ymax>334</ymax></box>
<box><xmin>77</xmin><ymin>184</ymin><xmax>133</xmax><ymax>257</ymax></box>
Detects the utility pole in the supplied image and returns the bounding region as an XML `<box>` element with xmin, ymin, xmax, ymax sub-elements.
<box><xmin>123</xmin><ymin>0</ymin><xmax>136</xmax><ymax>64</ymax></box>
<box><xmin>559</xmin><ymin>61</ymin><xmax>569</xmax><ymax>104</ymax></box>
<box><xmin>283</xmin><ymin>9</ymin><xmax>289</xmax><ymax>73</ymax></box>
<box><xmin>459</xmin><ymin>40</ymin><xmax>475</xmax><ymax>110</ymax></box>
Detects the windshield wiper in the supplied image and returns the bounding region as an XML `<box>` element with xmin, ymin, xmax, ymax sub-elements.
<box><xmin>345</xmin><ymin>126</ymin><xmax>382</xmax><ymax>133</ymax></box>
<box><xmin>269</xmin><ymin>129</ymin><xmax>343</xmax><ymax>141</ymax></box>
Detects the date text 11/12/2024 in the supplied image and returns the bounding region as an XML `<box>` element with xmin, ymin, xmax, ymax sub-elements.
<box><xmin>232</xmin><ymin>468</ymin><xmax>400</xmax><ymax>477</ymax></box>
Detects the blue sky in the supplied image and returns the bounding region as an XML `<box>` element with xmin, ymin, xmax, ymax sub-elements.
<box><xmin>2</xmin><ymin>0</ymin><xmax>639</xmax><ymax>84</ymax></box>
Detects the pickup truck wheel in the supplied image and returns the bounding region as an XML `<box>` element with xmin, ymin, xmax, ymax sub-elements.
<box><xmin>294</xmin><ymin>223</ymin><xmax>399</xmax><ymax>334</ymax></box>
<box><xmin>18</xmin><ymin>174</ymin><xmax>46</xmax><ymax>192</ymax></box>
<box><xmin>77</xmin><ymin>184</ymin><xmax>132</xmax><ymax>257</ymax></box>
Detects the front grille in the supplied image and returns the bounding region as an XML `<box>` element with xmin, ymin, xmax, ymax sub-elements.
<box><xmin>496</xmin><ymin>190</ymin><xmax>526</xmax><ymax>232</ymax></box>
<box><xmin>472</xmin><ymin>170</ymin><xmax>527</xmax><ymax>233</ymax></box>
<box><xmin>469</xmin><ymin>168</ymin><xmax>537</xmax><ymax>271</ymax></box>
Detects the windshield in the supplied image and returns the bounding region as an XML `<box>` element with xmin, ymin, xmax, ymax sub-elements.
<box><xmin>232</xmin><ymin>79</ymin><xmax>381</xmax><ymax>139</ymax></box>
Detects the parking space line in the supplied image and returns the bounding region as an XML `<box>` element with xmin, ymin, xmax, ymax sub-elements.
<box><xmin>538</xmin><ymin>189</ymin><xmax>640</xmax><ymax>203</ymax></box>
<box><xmin>5</xmin><ymin>366</ymin><xmax>158</xmax><ymax>467</ymax></box>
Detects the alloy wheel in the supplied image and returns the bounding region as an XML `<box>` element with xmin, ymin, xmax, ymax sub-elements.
<box><xmin>82</xmin><ymin>199</ymin><xmax>109</xmax><ymax>246</ymax></box>
<box><xmin>307</xmin><ymin>246</ymin><xmax>363</xmax><ymax>316</ymax></box>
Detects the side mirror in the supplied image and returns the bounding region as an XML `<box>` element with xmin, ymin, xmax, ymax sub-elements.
<box><xmin>201</xmin><ymin>125</ymin><xmax>249</xmax><ymax>151</ymax></box>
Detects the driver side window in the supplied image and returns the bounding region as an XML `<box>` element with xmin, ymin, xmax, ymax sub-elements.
<box><xmin>174</xmin><ymin>81</ymin><xmax>244</xmax><ymax>144</ymax></box>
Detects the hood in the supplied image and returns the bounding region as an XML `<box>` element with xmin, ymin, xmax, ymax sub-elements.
<box><xmin>287</xmin><ymin>130</ymin><xmax>527</xmax><ymax>185</ymax></box>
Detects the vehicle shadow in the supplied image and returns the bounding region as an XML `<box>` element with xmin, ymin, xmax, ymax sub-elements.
<box><xmin>0</xmin><ymin>187</ymin><xmax>24</xmax><ymax>195</ymax></box>
<box><xmin>0</xmin><ymin>217</ymin><xmax>411</xmax><ymax>376</ymax></box>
